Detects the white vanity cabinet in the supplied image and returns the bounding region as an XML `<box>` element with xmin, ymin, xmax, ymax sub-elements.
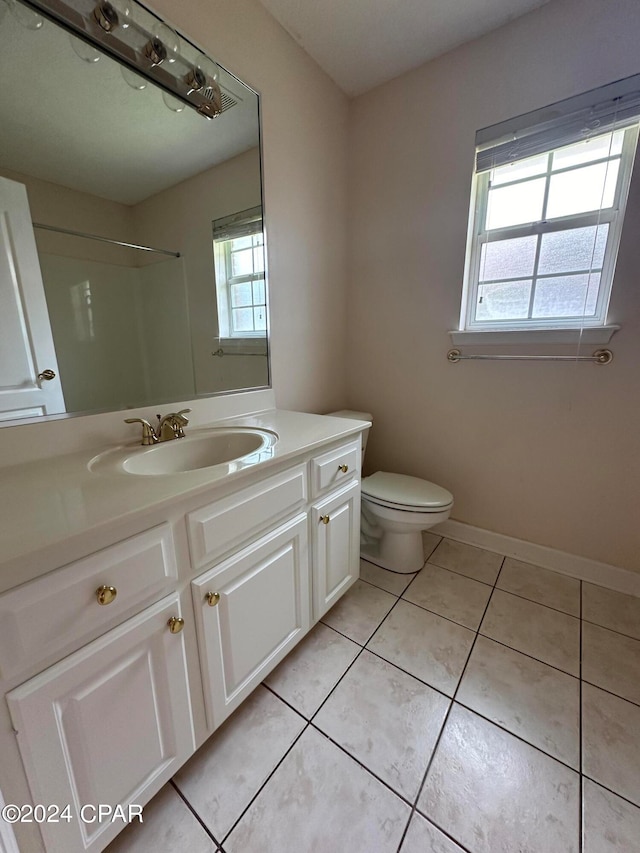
<box><xmin>311</xmin><ymin>480</ymin><xmax>361</xmax><ymax>619</ymax></box>
<box><xmin>6</xmin><ymin>594</ymin><xmax>195</xmax><ymax>853</ymax></box>
<box><xmin>0</xmin><ymin>420</ymin><xmax>366</xmax><ymax>853</ymax></box>
<box><xmin>192</xmin><ymin>514</ymin><xmax>309</xmax><ymax>729</ymax></box>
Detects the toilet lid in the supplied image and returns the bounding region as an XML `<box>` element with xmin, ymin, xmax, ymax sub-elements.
<box><xmin>361</xmin><ymin>472</ymin><xmax>453</xmax><ymax>510</ymax></box>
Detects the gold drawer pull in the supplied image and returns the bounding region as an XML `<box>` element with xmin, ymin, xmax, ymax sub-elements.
<box><xmin>167</xmin><ymin>616</ymin><xmax>185</xmax><ymax>634</ymax></box>
<box><xmin>96</xmin><ymin>585</ymin><xmax>117</xmax><ymax>606</ymax></box>
<box><xmin>338</xmin><ymin>464</ymin><xmax>349</xmax><ymax>473</ymax></box>
<box><xmin>206</xmin><ymin>591</ymin><xmax>221</xmax><ymax>607</ymax></box>
<box><xmin>320</xmin><ymin>515</ymin><xmax>330</xmax><ymax>524</ymax></box>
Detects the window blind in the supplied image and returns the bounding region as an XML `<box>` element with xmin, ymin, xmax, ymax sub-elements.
<box><xmin>212</xmin><ymin>205</ymin><xmax>263</xmax><ymax>241</ymax></box>
<box><xmin>475</xmin><ymin>73</ymin><xmax>640</xmax><ymax>173</ymax></box>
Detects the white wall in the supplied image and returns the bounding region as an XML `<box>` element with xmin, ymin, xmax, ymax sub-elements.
<box><xmin>347</xmin><ymin>0</ymin><xmax>640</xmax><ymax>574</ymax></box>
<box><xmin>149</xmin><ymin>0</ymin><xmax>350</xmax><ymax>412</ymax></box>
<box><xmin>132</xmin><ymin>147</ymin><xmax>267</xmax><ymax>395</ymax></box>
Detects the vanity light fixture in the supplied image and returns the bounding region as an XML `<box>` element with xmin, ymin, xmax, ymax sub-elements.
<box><xmin>17</xmin><ymin>0</ymin><xmax>223</xmax><ymax>118</ymax></box>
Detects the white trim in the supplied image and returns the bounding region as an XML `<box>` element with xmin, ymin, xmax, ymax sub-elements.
<box><xmin>449</xmin><ymin>325</ymin><xmax>619</xmax><ymax>346</ymax></box>
<box><xmin>432</xmin><ymin>519</ymin><xmax>640</xmax><ymax>598</ymax></box>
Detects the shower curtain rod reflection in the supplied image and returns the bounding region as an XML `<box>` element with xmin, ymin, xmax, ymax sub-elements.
<box><xmin>33</xmin><ymin>223</ymin><xmax>181</xmax><ymax>258</ymax></box>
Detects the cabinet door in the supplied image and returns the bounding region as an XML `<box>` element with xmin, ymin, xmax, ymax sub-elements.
<box><xmin>192</xmin><ymin>514</ymin><xmax>309</xmax><ymax>731</ymax></box>
<box><xmin>312</xmin><ymin>480</ymin><xmax>361</xmax><ymax>620</ymax></box>
<box><xmin>6</xmin><ymin>595</ymin><xmax>195</xmax><ymax>853</ymax></box>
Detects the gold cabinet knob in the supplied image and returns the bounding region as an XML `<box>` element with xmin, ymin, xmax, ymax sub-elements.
<box><xmin>320</xmin><ymin>515</ymin><xmax>330</xmax><ymax>524</ymax></box>
<box><xmin>206</xmin><ymin>591</ymin><xmax>221</xmax><ymax>607</ymax></box>
<box><xmin>96</xmin><ymin>585</ymin><xmax>117</xmax><ymax>605</ymax></box>
<box><xmin>338</xmin><ymin>464</ymin><xmax>349</xmax><ymax>473</ymax></box>
<box><xmin>167</xmin><ymin>616</ymin><xmax>185</xmax><ymax>634</ymax></box>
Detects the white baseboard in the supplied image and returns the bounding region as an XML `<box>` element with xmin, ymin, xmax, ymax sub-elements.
<box><xmin>433</xmin><ymin>519</ymin><xmax>640</xmax><ymax>599</ymax></box>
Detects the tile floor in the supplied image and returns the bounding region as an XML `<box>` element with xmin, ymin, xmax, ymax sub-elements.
<box><xmin>107</xmin><ymin>534</ymin><xmax>640</xmax><ymax>853</ymax></box>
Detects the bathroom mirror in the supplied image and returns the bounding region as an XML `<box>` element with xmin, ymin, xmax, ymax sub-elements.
<box><xmin>0</xmin><ymin>0</ymin><xmax>268</xmax><ymax>426</ymax></box>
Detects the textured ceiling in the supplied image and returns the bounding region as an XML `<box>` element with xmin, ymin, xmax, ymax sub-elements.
<box><xmin>257</xmin><ymin>0</ymin><xmax>553</xmax><ymax>96</ymax></box>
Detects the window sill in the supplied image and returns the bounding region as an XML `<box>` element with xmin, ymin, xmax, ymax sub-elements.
<box><xmin>448</xmin><ymin>325</ymin><xmax>620</xmax><ymax>346</ymax></box>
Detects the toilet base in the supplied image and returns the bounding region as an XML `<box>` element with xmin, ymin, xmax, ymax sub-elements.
<box><xmin>360</xmin><ymin>531</ymin><xmax>425</xmax><ymax>574</ymax></box>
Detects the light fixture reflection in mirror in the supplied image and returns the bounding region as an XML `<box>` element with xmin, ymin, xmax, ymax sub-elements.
<box><xmin>0</xmin><ymin>0</ymin><xmax>269</xmax><ymax>427</ymax></box>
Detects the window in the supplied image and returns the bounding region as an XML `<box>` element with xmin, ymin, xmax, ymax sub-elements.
<box><xmin>460</xmin><ymin>77</ymin><xmax>640</xmax><ymax>336</ymax></box>
<box><xmin>213</xmin><ymin>207</ymin><xmax>266</xmax><ymax>338</ymax></box>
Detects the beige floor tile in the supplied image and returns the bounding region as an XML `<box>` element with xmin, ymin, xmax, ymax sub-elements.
<box><xmin>402</xmin><ymin>564</ymin><xmax>492</xmax><ymax>630</ymax></box>
<box><xmin>264</xmin><ymin>622</ymin><xmax>360</xmax><ymax>718</ymax></box>
<box><xmin>480</xmin><ymin>589</ymin><xmax>580</xmax><ymax>675</ymax></box>
<box><xmin>105</xmin><ymin>785</ymin><xmax>215</xmax><ymax>853</ymax></box>
<box><xmin>422</xmin><ymin>531</ymin><xmax>442</xmax><ymax>560</ymax></box>
<box><xmin>457</xmin><ymin>635</ymin><xmax>580</xmax><ymax>767</ymax></box>
<box><xmin>321</xmin><ymin>579</ymin><xmax>396</xmax><ymax>645</ymax></box>
<box><xmin>314</xmin><ymin>650</ymin><xmax>449</xmax><ymax>800</ymax></box>
<box><xmin>428</xmin><ymin>539</ymin><xmax>503</xmax><ymax>585</ymax></box>
<box><xmin>419</xmin><ymin>705</ymin><xmax>580</xmax><ymax>853</ymax></box>
<box><xmin>225</xmin><ymin>726</ymin><xmax>409</xmax><ymax>852</ymax></box>
<box><xmin>583</xmin><ymin>583</ymin><xmax>640</xmax><ymax>640</ymax></box>
<box><xmin>583</xmin><ymin>778</ymin><xmax>640</xmax><ymax>853</ymax></box>
<box><xmin>497</xmin><ymin>558</ymin><xmax>580</xmax><ymax>615</ymax></box>
<box><xmin>360</xmin><ymin>558</ymin><xmax>416</xmax><ymax>596</ymax></box>
<box><xmin>367</xmin><ymin>599</ymin><xmax>475</xmax><ymax>696</ymax></box>
<box><xmin>583</xmin><ymin>683</ymin><xmax>640</xmax><ymax>807</ymax></box>
<box><xmin>400</xmin><ymin>812</ymin><xmax>466</xmax><ymax>853</ymax></box>
<box><xmin>582</xmin><ymin>622</ymin><xmax>640</xmax><ymax>706</ymax></box>
<box><xmin>173</xmin><ymin>686</ymin><xmax>305</xmax><ymax>840</ymax></box>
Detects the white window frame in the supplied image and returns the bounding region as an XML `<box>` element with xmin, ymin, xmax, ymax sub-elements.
<box><xmin>216</xmin><ymin>232</ymin><xmax>266</xmax><ymax>338</ymax></box>
<box><xmin>212</xmin><ymin>207</ymin><xmax>266</xmax><ymax>341</ymax></box>
<box><xmin>458</xmin><ymin>125</ymin><xmax>638</xmax><ymax>339</ymax></box>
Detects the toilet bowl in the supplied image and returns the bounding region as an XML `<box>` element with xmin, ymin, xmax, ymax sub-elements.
<box><xmin>326</xmin><ymin>411</ymin><xmax>454</xmax><ymax>574</ymax></box>
<box><xmin>360</xmin><ymin>471</ymin><xmax>453</xmax><ymax>573</ymax></box>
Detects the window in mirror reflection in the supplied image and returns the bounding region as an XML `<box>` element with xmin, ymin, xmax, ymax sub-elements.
<box><xmin>213</xmin><ymin>207</ymin><xmax>266</xmax><ymax>338</ymax></box>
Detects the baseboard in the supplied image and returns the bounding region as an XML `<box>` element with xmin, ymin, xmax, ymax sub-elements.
<box><xmin>433</xmin><ymin>519</ymin><xmax>640</xmax><ymax>599</ymax></box>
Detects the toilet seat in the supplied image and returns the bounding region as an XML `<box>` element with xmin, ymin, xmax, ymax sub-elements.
<box><xmin>362</xmin><ymin>472</ymin><xmax>453</xmax><ymax>512</ymax></box>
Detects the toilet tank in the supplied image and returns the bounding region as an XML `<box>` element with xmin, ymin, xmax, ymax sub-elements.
<box><xmin>326</xmin><ymin>410</ymin><xmax>372</xmax><ymax>464</ymax></box>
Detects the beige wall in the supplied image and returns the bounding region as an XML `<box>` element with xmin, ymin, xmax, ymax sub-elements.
<box><xmin>347</xmin><ymin>0</ymin><xmax>640</xmax><ymax>573</ymax></box>
<box><xmin>149</xmin><ymin>0</ymin><xmax>350</xmax><ymax>413</ymax></box>
<box><xmin>133</xmin><ymin>148</ymin><xmax>266</xmax><ymax>396</ymax></box>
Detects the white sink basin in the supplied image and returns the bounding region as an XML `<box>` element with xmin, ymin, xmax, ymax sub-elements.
<box><xmin>90</xmin><ymin>428</ymin><xmax>277</xmax><ymax>476</ymax></box>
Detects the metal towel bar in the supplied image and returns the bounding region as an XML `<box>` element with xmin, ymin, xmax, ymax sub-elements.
<box><xmin>447</xmin><ymin>348</ymin><xmax>613</xmax><ymax>364</ymax></box>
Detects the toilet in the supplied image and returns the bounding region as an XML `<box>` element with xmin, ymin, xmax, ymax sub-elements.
<box><xmin>328</xmin><ymin>411</ymin><xmax>454</xmax><ymax>574</ymax></box>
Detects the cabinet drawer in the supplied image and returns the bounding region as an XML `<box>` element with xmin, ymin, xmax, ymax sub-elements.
<box><xmin>310</xmin><ymin>440</ymin><xmax>360</xmax><ymax>497</ymax></box>
<box><xmin>187</xmin><ymin>464</ymin><xmax>307</xmax><ymax>569</ymax></box>
<box><xmin>0</xmin><ymin>524</ymin><xmax>178</xmax><ymax>680</ymax></box>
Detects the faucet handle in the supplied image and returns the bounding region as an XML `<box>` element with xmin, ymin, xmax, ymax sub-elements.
<box><xmin>124</xmin><ymin>418</ymin><xmax>158</xmax><ymax>446</ymax></box>
<box><xmin>171</xmin><ymin>409</ymin><xmax>190</xmax><ymax>437</ymax></box>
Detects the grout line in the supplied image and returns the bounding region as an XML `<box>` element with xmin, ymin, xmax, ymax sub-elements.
<box><xmin>476</xmin><ymin>631</ymin><xmax>580</xmax><ymax>679</ymax></box>
<box><xmin>398</xmin><ymin>592</ymin><xmax>487</xmax><ymax>633</ymax></box>
<box><xmin>394</xmin><ymin>555</ymin><xmax>506</xmax><ymax>852</ymax></box>
<box><xmin>491</xmin><ymin>585</ymin><xmax>581</xmax><ymax>618</ymax></box>
<box><xmin>307</xmin><ymin>721</ymin><xmax>414</xmax><ymax>808</ymax></box>
<box><xmin>218</xmin><ymin>722</ymin><xmax>310</xmax><ymax>846</ymax></box>
<box><xmin>312</xmin><ymin>595</ymin><xmax>407</xmax><ymax>722</ymax></box>
<box><xmin>581</xmin><ymin>616</ymin><xmax>640</xmax><ymax>644</ymax></box>
<box><xmin>581</xmin><ymin>773</ymin><xmax>640</xmax><ymax>811</ymax></box>
<box><xmin>261</xmin><ymin>682</ymin><xmax>313</xmax><ymax>721</ymax></box>
<box><xmin>491</xmin><ymin>586</ymin><xmax>581</xmax><ymax>622</ymax></box>
<box><xmin>359</xmin><ymin>575</ymin><xmax>415</xmax><ymax>597</ymax></box>
<box><xmin>452</xmin><ymin>697</ymin><xmax>580</xmax><ymax>774</ymax></box>
<box><xmin>170</xmin><ymin>779</ymin><xmax>221</xmax><ymax>848</ymax></box>
<box><xmin>425</xmin><ymin>558</ymin><xmax>498</xmax><ymax>587</ymax></box>
<box><xmin>580</xmin><ymin>677</ymin><xmax>640</xmax><ymax>710</ymax></box>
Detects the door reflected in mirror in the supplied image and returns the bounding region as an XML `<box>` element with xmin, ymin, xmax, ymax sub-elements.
<box><xmin>0</xmin><ymin>0</ymin><xmax>269</xmax><ymax>425</ymax></box>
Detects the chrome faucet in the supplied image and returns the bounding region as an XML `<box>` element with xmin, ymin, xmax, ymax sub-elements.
<box><xmin>124</xmin><ymin>409</ymin><xmax>191</xmax><ymax>445</ymax></box>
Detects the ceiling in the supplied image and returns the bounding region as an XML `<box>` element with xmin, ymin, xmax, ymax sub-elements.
<box><xmin>257</xmin><ymin>0</ymin><xmax>554</xmax><ymax>97</ymax></box>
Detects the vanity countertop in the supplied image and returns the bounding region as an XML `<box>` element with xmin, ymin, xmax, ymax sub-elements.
<box><xmin>0</xmin><ymin>409</ymin><xmax>370</xmax><ymax>593</ymax></box>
